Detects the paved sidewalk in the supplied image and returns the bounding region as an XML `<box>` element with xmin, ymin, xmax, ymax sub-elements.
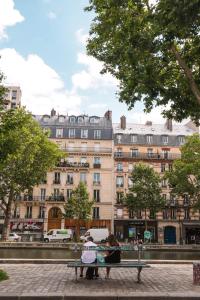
<box><xmin>0</xmin><ymin>264</ymin><xmax>200</xmax><ymax>299</ymax></box>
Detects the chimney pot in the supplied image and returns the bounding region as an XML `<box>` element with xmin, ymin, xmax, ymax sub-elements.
<box><xmin>51</xmin><ymin>108</ymin><xmax>56</xmax><ymax>117</ymax></box>
<box><xmin>120</xmin><ymin>115</ymin><xmax>126</xmax><ymax>130</ymax></box>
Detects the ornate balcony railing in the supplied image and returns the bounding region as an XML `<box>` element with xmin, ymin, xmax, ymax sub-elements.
<box><xmin>63</xmin><ymin>147</ymin><xmax>112</xmax><ymax>154</ymax></box>
<box><xmin>114</xmin><ymin>152</ymin><xmax>181</xmax><ymax>160</ymax></box>
<box><xmin>57</xmin><ymin>162</ymin><xmax>89</xmax><ymax>168</ymax></box>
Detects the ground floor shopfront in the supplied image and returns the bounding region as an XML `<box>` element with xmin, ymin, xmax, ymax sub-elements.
<box><xmin>114</xmin><ymin>219</ymin><xmax>158</xmax><ymax>242</ymax></box>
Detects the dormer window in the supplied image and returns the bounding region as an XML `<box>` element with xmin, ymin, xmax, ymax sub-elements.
<box><xmin>69</xmin><ymin>116</ymin><xmax>76</xmax><ymax>123</ymax></box>
<box><xmin>131</xmin><ymin>135</ymin><xmax>137</xmax><ymax>143</ymax></box>
<box><xmin>90</xmin><ymin>117</ymin><xmax>99</xmax><ymax>124</ymax></box>
<box><xmin>178</xmin><ymin>136</ymin><xmax>185</xmax><ymax>145</ymax></box>
<box><xmin>146</xmin><ymin>135</ymin><xmax>153</xmax><ymax>144</ymax></box>
<box><xmin>43</xmin><ymin>115</ymin><xmax>50</xmax><ymax>122</ymax></box>
<box><xmin>56</xmin><ymin>128</ymin><xmax>63</xmax><ymax>138</ymax></box>
<box><xmin>162</xmin><ymin>135</ymin><xmax>168</xmax><ymax>145</ymax></box>
<box><xmin>117</xmin><ymin>134</ymin><xmax>122</xmax><ymax>144</ymax></box>
<box><xmin>58</xmin><ymin>116</ymin><xmax>65</xmax><ymax>123</ymax></box>
<box><xmin>78</xmin><ymin>116</ymin><xmax>84</xmax><ymax>123</ymax></box>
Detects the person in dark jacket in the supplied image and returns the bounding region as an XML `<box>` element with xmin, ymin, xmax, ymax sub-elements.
<box><xmin>105</xmin><ymin>234</ymin><xmax>121</xmax><ymax>278</ymax></box>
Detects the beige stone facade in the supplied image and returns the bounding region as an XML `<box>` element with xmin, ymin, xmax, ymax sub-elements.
<box><xmin>3</xmin><ymin>86</ymin><xmax>21</xmax><ymax>110</ymax></box>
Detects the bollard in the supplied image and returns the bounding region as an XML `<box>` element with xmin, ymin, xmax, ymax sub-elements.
<box><xmin>193</xmin><ymin>261</ymin><xmax>200</xmax><ymax>285</ymax></box>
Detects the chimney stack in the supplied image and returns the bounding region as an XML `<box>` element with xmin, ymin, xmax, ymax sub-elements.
<box><xmin>51</xmin><ymin>108</ymin><xmax>56</xmax><ymax>117</ymax></box>
<box><xmin>120</xmin><ymin>115</ymin><xmax>126</xmax><ymax>130</ymax></box>
<box><xmin>104</xmin><ymin>110</ymin><xmax>112</xmax><ymax>121</ymax></box>
<box><xmin>165</xmin><ymin>119</ymin><xmax>173</xmax><ymax>131</ymax></box>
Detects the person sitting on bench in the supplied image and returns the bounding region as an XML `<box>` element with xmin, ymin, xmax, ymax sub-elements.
<box><xmin>105</xmin><ymin>234</ymin><xmax>121</xmax><ymax>278</ymax></box>
<box><xmin>80</xmin><ymin>236</ymin><xmax>99</xmax><ymax>279</ymax></box>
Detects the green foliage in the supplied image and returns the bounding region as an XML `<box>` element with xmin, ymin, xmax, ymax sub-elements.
<box><xmin>86</xmin><ymin>0</ymin><xmax>200</xmax><ymax>124</ymax></box>
<box><xmin>64</xmin><ymin>182</ymin><xmax>94</xmax><ymax>220</ymax></box>
<box><xmin>0</xmin><ymin>69</ymin><xmax>7</xmax><ymax>112</ymax></box>
<box><xmin>126</xmin><ymin>163</ymin><xmax>165</xmax><ymax>213</ymax></box>
<box><xmin>166</xmin><ymin>134</ymin><xmax>200</xmax><ymax>208</ymax></box>
<box><xmin>0</xmin><ymin>269</ymin><xmax>9</xmax><ymax>281</ymax></box>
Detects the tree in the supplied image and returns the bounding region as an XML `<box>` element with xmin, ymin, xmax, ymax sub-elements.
<box><xmin>86</xmin><ymin>0</ymin><xmax>200</xmax><ymax>124</ymax></box>
<box><xmin>0</xmin><ymin>68</ymin><xmax>7</xmax><ymax>111</ymax></box>
<box><xmin>165</xmin><ymin>134</ymin><xmax>200</xmax><ymax>208</ymax></box>
<box><xmin>0</xmin><ymin>108</ymin><xmax>63</xmax><ymax>240</ymax></box>
<box><xmin>126</xmin><ymin>163</ymin><xmax>165</xmax><ymax>232</ymax></box>
<box><xmin>63</xmin><ymin>182</ymin><xmax>94</xmax><ymax>239</ymax></box>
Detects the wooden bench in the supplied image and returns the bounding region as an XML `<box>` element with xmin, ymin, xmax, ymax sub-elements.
<box><xmin>67</xmin><ymin>261</ymin><xmax>150</xmax><ymax>283</ymax></box>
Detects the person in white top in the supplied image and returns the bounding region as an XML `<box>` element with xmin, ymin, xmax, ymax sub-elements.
<box><xmin>80</xmin><ymin>236</ymin><xmax>99</xmax><ymax>278</ymax></box>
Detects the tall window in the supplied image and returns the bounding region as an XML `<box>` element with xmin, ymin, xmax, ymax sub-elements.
<box><xmin>116</xmin><ymin>176</ymin><xmax>124</xmax><ymax>187</ymax></box>
<box><xmin>40</xmin><ymin>188</ymin><xmax>46</xmax><ymax>201</ymax></box>
<box><xmin>168</xmin><ymin>163</ymin><xmax>173</xmax><ymax>171</ymax></box>
<box><xmin>116</xmin><ymin>148</ymin><xmax>122</xmax><ymax>157</ymax></box>
<box><xmin>26</xmin><ymin>206</ymin><xmax>32</xmax><ymax>218</ymax></box>
<box><xmin>161</xmin><ymin>179</ymin><xmax>167</xmax><ymax>187</ymax></box>
<box><xmin>162</xmin><ymin>150</ymin><xmax>170</xmax><ymax>159</ymax></box>
<box><xmin>69</xmin><ymin>128</ymin><xmax>75</xmax><ymax>138</ymax></box>
<box><xmin>162</xmin><ymin>135</ymin><xmax>168</xmax><ymax>145</ymax></box>
<box><xmin>146</xmin><ymin>135</ymin><xmax>153</xmax><ymax>144</ymax></box>
<box><xmin>93</xmin><ymin>207</ymin><xmax>99</xmax><ymax>219</ymax></box>
<box><xmin>66</xmin><ymin>173</ymin><xmax>73</xmax><ymax>184</ymax></box>
<box><xmin>161</xmin><ymin>163</ymin><xmax>166</xmax><ymax>173</ymax></box>
<box><xmin>94</xmin><ymin>157</ymin><xmax>101</xmax><ymax>164</ymax></box>
<box><xmin>69</xmin><ymin>116</ymin><xmax>76</xmax><ymax>123</ymax></box>
<box><xmin>183</xmin><ymin>194</ymin><xmax>189</xmax><ymax>205</ymax></box>
<box><xmin>131</xmin><ymin>148</ymin><xmax>138</xmax><ymax>158</ymax></box>
<box><xmin>94</xmin><ymin>130</ymin><xmax>101</xmax><ymax>139</ymax></box>
<box><xmin>163</xmin><ymin>209</ymin><xmax>169</xmax><ymax>219</ymax></box>
<box><xmin>128</xmin><ymin>177</ymin><xmax>133</xmax><ymax>188</ymax></box>
<box><xmin>53</xmin><ymin>188</ymin><xmax>60</xmax><ymax>199</ymax></box>
<box><xmin>94</xmin><ymin>190</ymin><xmax>100</xmax><ymax>202</ymax></box>
<box><xmin>66</xmin><ymin>189</ymin><xmax>72</xmax><ymax>199</ymax></box>
<box><xmin>78</xmin><ymin>117</ymin><xmax>84</xmax><ymax>123</ymax></box>
<box><xmin>80</xmin><ymin>172</ymin><xmax>87</xmax><ymax>184</ymax></box>
<box><xmin>117</xmin><ymin>162</ymin><xmax>123</xmax><ymax>172</ymax></box>
<box><xmin>54</xmin><ymin>172</ymin><xmax>60</xmax><ymax>184</ymax></box>
<box><xmin>178</xmin><ymin>136</ymin><xmax>185</xmax><ymax>145</ymax></box>
<box><xmin>56</xmin><ymin>128</ymin><xmax>63</xmax><ymax>138</ymax></box>
<box><xmin>170</xmin><ymin>208</ymin><xmax>176</xmax><ymax>220</ymax></box>
<box><xmin>184</xmin><ymin>208</ymin><xmax>190</xmax><ymax>220</ymax></box>
<box><xmin>117</xmin><ymin>134</ymin><xmax>122</xmax><ymax>144</ymax></box>
<box><xmin>39</xmin><ymin>206</ymin><xmax>45</xmax><ymax>219</ymax></box>
<box><xmin>147</xmin><ymin>148</ymin><xmax>153</xmax><ymax>158</ymax></box>
<box><xmin>81</xmin><ymin>129</ymin><xmax>88</xmax><ymax>139</ymax></box>
<box><xmin>93</xmin><ymin>173</ymin><xmax>100</xmax><ymax>184</ymax></box>
<box><xmin>116</xmin><ymin>192</ymin><xmax>124</xmax><ymax>204</ymax></box>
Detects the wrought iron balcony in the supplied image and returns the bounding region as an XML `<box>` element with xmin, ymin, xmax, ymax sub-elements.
<box><xmin>53</xmin><ymin>180</ymin><xmax>61</xmax><ymax>184</ymax></box>
<box><xmin>57</xmin><ymin>161</ymin><xmax>89</xmax><ymax>168</ymax></box>
<box><xmin>48</xmin><ymin>195</ymin><xmax>65</xmax><ymax>202</ymax></box>
<box><xmin>114</xmin><ymin>152</ymin><xmax>181</xmax><ymax>160</ymax></box>
<box><xmin>63</xmin><ymin>146</ymin><xmax>112</xmax><ymax>154</ymax></box>
<box><xmin>93</xmin><ymin>163</ymin><xmax>101</xmax><ymax>169</ymax></box>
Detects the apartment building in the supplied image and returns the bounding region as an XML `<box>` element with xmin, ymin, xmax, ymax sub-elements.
<box><xmin>113</xmin><ymin>116</ymin><xmax>199</xmax><ymax>244</ymax></box>
<box><xmin>3</xmin><ymin>86</ymin><xmax>21</xmax><ymax>110</ymax></box>
<box><xmin>10</xmin><ymin>110</ymin><xmax>114</xmax><ymax>234</ymax></box>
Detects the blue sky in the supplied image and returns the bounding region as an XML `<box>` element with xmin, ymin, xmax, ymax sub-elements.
<box><xmin>0</xmin><ymin>0</ymin><xmax>165</xmax><ymax>123</ymax></box>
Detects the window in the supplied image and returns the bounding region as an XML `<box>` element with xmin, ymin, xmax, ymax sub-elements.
<box><xmin>50</xmin><ymin>207</ymin><xmax>60</xmax><ymax>218</ymax></box>
<box><xmin>93</xmin><ymin>173</ymin><xmax>100</xmax><ymax>184</ymax></box>
<box><xmin>80</xmin><ymin>172</ymin><xmax>87</xmax><ymax>184</ymax></box>
<box><xmin>161</xmin><ymin>163</ymin><xmax>166</xmax><ymax>173</ymax></box>
<box><xmin>161</xmin><ymin>179</ymin><xmax>167</xmax><ymax>187</ymax></box>
<box><xmin>66</xmin><ymin>173</ymin><xmax>73</xmax><ymax>185</ymax></box>
<box><xmin>39</xmin><ymin>206</ymin><xmax>45</xmax><ymax>219</ymax></box>
<box><xmin>94</xmin><ymin>157</ymin><xmax>100</xmax><ymax>164</ymax></box>
<box><xmin>94</xmin><ymin>190</ymin><xmax>100</xmax><ymax>202</ymax></box>
<box><xmin>54</xmin><ymin>172</ymin><xmax>60</xmax><ymax>184</ymax></box>
<box><xmin>117</xmin><ymin>163</ymin><xmax>123</xmax><ymax>172</ymax></box>
<box><xmin>183</xmin><ymin>194</ymin><xmax>189</xmax><ymax>206</ymax></box>
<box><xmin>117</xmin><ymin>208</ymin><xmax>123</xmax><ymax>218</ymax></box>
<box><xmin>184</xmin><ymin>208</ymin><xmax>190</xmax><ymax>220</ymax></box>
<box><xmin>147</xmin><ymin>148</ymin><xmax>153</xmax><ymax>158</ymax></box>
<box><xmin>170</xmin><ymin>194</ymin><xmax>176</xmax><ymax>206</ymax></box>
<box><xmin>162</xmin><ymin>135</ymin><xmax>168</xmax><ymax>145</ymax></box>
<box><xmin>163</xmin><ymin>209</ymin><xmax>169</xmax><ymax>220</ymax></box>
<box><xmin>12</xmin><ymin>90</ymin><xmax>17</xmax><ymax>99</ymax></box>
<box><xmin>40</xmin><ymin>188</ymin><xmax>46</xmax><ymax>201</ymax></box>
<box><xmin>170</xmin><ymin>208</ymin><xmax>176</xmax><ymax>220</ymax></box>
<box><xmin>116</xmin><ymin>192</ymin><xmax>124</xmax><ymax>204</ymax></box>
<box><xmin>146</xmin><ymin>135</ymin><xmax>153</xmax><ymax>144</ymax></box>
<box><xmin>78</xmin><ymin>116</ymin><xmax>84</xmax><ymax>123</ymax></box>
<box><xmin>128</xmin><ymin>164</ymin><xmax>133</xmax><ymax>173</ymax></box>
<box><xmin>56</xmin><ymin>128</ymin><xmax>63</xmax><ymax>138</ymax></box>
<box><xmin>59</xmin><ymin>116</ymin><xmax>65</xmax><ymax>123</ymax></box>
<box><xmin>81</xmin><ymin>129</ymin><xmax>88</xmax><ymax>139</ymax></box>
<box><xmin>131</xmin><ymin>149</ymin><xmax>138</xmax><ymax>158</ymax></box>
<box><xmin>93</xmin><ymin>207</ymin><xmax>99</xmax><ymax>219</ymax></box>
<box><xmin>117</xmin><ymin>134</ymin><xmax>122</xmax><ymax>144</ymax></box>
<box><xmin>128</xmin><ymin>177</ymin><xmax>133</xmax><ymax>187</ymax></box>
<box><xmin>162</xmin><ymin>150</ymin><xmax>170</xmax><ymax>159</ymax></box>
<box><xmin>13</xmin><ymin>207</ymin><xmax>20</xmax><ymax>218</ymax></box>
<box><xmin>94</xmin><ymin>130</ymin><xmax>101</xmax><ymax>139</ymax></box>
<box><xmin>26</xmin><ymin>206</ymin><xmax>32</xmax><ymax>218</ymax></box>
<box><xmin>116</xmin><ymin>176</ymin><xmax>124</xmax><ymax>187</ymax></box>
<box><xmin>131</xmin><ymin>135</ymin><xmax>137</xmax><ymax>143</ymax></box>
<box><xmin>137</xmin><ymin>210</ymin><xmax>142</xmax><ymax>219</ymax></box>
<box><xmin>66</xmin><ymin>189</ymin><xmax>72</xmax><ymax>199</ymax></box>
<box><xmin>69</xmin><ymin>116</ymin><xmax>76</xmax><ymax>123</ymax></box>
<box><xmin>168</xmin><ymin>163</ymin><xmax>173</xmax><ymax>171</ymax></box>
<box><xmin>43</xmin><ymin>116</ymin><xmax>49</xmax><ymax>122</ymax></box>
<box><xmin>69</xmin><ymin>128</ymin><xmax>75</xmax><ymax>138</ymax></box>
<box><xmin>90</xmin><ymin>117</ymin><xmax>99</xmax><ymax>124</ymax></box>
<box><xmin>178</xmin><ymin>136</ymin><xmax>185</xmax><ymax>145</ymax></box>
<box><xmin>129</xmin><ymin>209</ymin><xmax>135</xmax><ymax>219</ymax></box>
<box><xmin>116</xmin><ymin>148</ymin><xmax>122</xmax><ymax>157</ymax></box>
<box><xmin>53</xmin><ymin>188</ymin><xmax>60</xmax><ymax>199</ymax></box>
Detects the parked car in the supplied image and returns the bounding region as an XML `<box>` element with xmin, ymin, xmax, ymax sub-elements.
<box><xmin>43</xmin><ymin>229</ymin><xmax>73</xmax><ymax>242</ymax></box>
<box><xmin>24</xmin><ymin>224</ymin><xmax>41</xmax><ymax>230</ymax></box>
<box><xmin>8</xmin><ymin>233</ymin><xmax>21</xmax><ymax>242</ymax></box>
<box><xmin>80</xmin><ymin>228</ymin><xmax>109</xmax><ymax>243</ymax></box>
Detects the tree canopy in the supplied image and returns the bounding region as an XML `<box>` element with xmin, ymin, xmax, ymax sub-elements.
<box><xmin>86</xmin><ymin>0</ymin><xmax>200</xmax><ymax>124</ymax></box>
<box><xmin>126</xmin><ymin>163</ymin><xmax>165</xmax><ymax>228</ymax></box>
<box><xmin>0</xmin><ymin>108</ymin><xmax>64</xmax><ymax>240</ymax></box>
<box><xmin>166</xmin><ymin>134</ymin><xmax>200</xmax><ymax>208</ymax></box>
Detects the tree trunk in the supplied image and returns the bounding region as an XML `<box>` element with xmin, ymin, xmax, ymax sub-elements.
<box><xmin>2</xmin><ymin>193</ymin><xmax>13</xmax><ymax>241</ymax></box>
<box><xmin>144</xmin><ymin>209</ymin><xmax>147</xmax><ymax>231</ymax></box>
<box><xmin>171</xmin><ymin>44</ymin><xmax>200</xmax><ymax>105</ymax></box>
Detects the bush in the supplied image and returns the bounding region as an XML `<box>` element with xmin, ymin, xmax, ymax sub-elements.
<box><xmin>0</xmin><ymin>269</ymin><xmax>9</xmax><ymax>281</ymax></box>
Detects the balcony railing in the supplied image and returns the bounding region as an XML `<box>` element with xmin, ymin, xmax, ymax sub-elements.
<box><xmin>114</xmin><ymin>152</ymin><xmax>181</xmax><ymax>160</ymax></box>
<box><xmin>116</xmin><ymin>184</ymin><xmax>124</xmax><ymax>188</ymax></box>
<box><xmin>66</xmin><ymin>180</ymin><xmax>74</xmax><ymax>185</ymax></box>
<box><xmin>53</xmin><ymin>180</ymin><xmax>61</xmax><ymax>184</ymax></box>
<box><xmin>93</xmin><ymin>163</ymin><xmax>101</xmax><ymax>169</ymax></box>
<box><xmin>63</xmin><ymin>147</ymin><xmax>112</xmax><ymax>154</ymax></box>
<box><xmin>93</xmin><ymin>181</ymin><xmax>101</xmax><ymax>186</ymax></box>
<box><xmin>48</xmin><ymin>195</ymin><xmax>65</xmax><ymax>202</ymax></box>
<box><xmin>58</xmin><ymin>162</ymin><xmax>89</xmax><ymax>168</ymax></box>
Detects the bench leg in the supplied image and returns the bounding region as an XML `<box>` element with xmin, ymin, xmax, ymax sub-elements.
<box><xmin>136</xmin><ymin>266</ymin><xmax>142</xmax><ymax>283</ymax></box>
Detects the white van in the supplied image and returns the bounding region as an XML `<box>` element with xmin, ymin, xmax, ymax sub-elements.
<box><xmin>80</xmin><ymin>228</ymin><xmax>109</xmax><ymax>243</ymax></box>
<box><xmin>43</xmin><ymin>229</ymin><xmax>73</xmax><ymax>242</ymax></box>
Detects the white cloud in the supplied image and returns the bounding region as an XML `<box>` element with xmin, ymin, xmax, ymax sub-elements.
<box><xmin>47</xmin><ymin>11</ymin><xmax>56</xmax><ymax>19</ymax></box>
<box><xmin>127</xmin><ymin>106</ymin><xmax>166</xmax><ymax>124</ymax></box>
<box><xmin>72</xmin><ymin>53</ymin><xmax>118</xmax><ymax>91</ymax></box>
<box><xmin>76</xmin><ymin>29</ymin><xmax>89</xmax><ymax>46</ymax></box>
<box><xmin>0</xmin><ymin>0</ymin><xmax>24</xmax><ymax>39</ymax></box>
<box><xmin>0</xmin><ymin>48</ymin><xmax>81</xmax><ymax>115</ymax></box>
<box><xmin>89</xmin><ymin>103</ymin><xmax>108</xmax><ymax>109</ymax></box>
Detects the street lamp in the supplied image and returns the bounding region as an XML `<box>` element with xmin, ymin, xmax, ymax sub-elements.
<box><xmin>177</xmin><ymin>208</ymin><xmax>183</xmax><ymax>245</ymax></box>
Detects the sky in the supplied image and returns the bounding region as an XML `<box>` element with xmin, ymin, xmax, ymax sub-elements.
<box><xmin>0</xmin><ymin>0</ymin><xmax>166</xmax><ymax>123</ymax></box>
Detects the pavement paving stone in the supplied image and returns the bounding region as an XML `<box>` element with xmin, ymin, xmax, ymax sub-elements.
<box><xmin>0</xmin><ymin>264</ymin><xmax>200</xmax><ymax>297</ymax></box>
